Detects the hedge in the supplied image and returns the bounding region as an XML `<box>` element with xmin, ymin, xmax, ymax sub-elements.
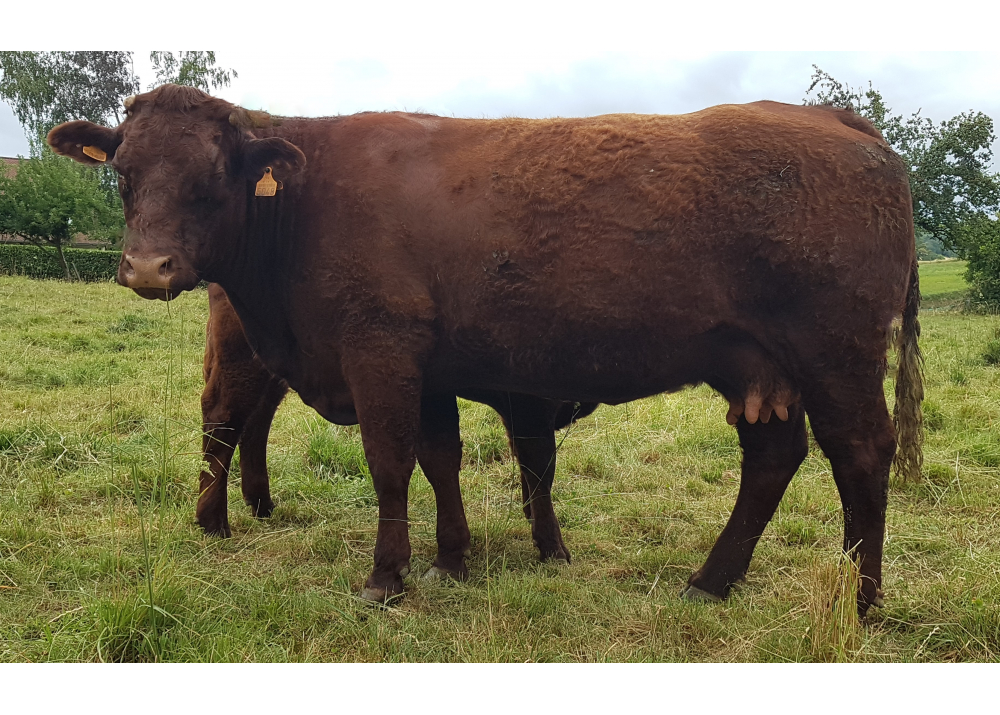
<box><xmin>0</xmin><ymin>243</ymin><xmax>120</xmax><ymax>282</ymax></box>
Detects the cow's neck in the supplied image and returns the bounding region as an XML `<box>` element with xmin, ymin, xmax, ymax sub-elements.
<box><xmin>209</xmin><ymin>117</ymin><xmax>363</xmax><ymax>424</ymax></box>
<box><xmin>215</xmin><ymin>126</ymin><xmax>307</xmax><ymax>379</ymax></box>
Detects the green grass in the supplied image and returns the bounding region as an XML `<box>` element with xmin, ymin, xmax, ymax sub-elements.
<box><xmin>920</xmin><ymin>259</ymin><xmax>968</xmax><ymax>310</ymax></box>
<box><xmin>2</xmin><ymin>268</ymin><xmax>1000</xmax><ymax>662</ymax></box>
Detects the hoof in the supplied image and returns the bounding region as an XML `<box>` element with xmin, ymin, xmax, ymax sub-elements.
<box><xmin>857</xmin><ymin>588</ymin><xmax>885</xmax><ymax>617</ymax></box>
<box><xmin>421</xmin><ymin>566</ymin><xmax>458</xmax><ymax>583</ymax></box>
<box><xmin>201</xmin><ymin>522</ymin><xmax>232</xmax><ymax>538</ymax></box>
<box><xmin>680</xmin><ymin>585</ymin><xmax>724</xmax><ymax>603</ymax></box>
<box><xmin>422</xmin><ymin>553</ymin><xmax>469</xmax><ymax>583</ymax></box>
<box><xmin>248</xmin><ymin>500</ymin><xmax>274</xmax><ymax>519</ymax></box>
<box><xmin>538</xmin><ymin>544</ymin><xmax>571</xmax><ymax>564</ymax></box>
<box><xmin>359</xmin><ymin>568</ymin><xmax>406</xmax><ymax>605</ymax></box>
<box><xmin>358</xmin><ymin>586</ymin><xmax>405</xmax><ymax>605</ymax></box>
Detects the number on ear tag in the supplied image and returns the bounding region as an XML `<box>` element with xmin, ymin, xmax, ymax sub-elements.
<box><xmin>255</xmin><ymin>167</ymin><xmax>278</xmax><ymax>197</ymax></box>
<box><xmin>82</xmin><ymin>145</ymin><xmax>107</xmax><ymax>162</ymax></box>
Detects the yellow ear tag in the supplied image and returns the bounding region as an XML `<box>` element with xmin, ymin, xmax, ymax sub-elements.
<box><xmin>255</xmin><ymin>167</ymin><xmax>278</xmax><ymax>197</ymax></box>
<box><xmin>82</xmin><ymin>145</ymin><xmax>107</xmax><ymax>162</ymax></box>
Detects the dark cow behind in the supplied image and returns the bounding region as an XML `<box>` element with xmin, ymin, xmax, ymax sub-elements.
<box><xmin>49</xmin><ymin>86</ymin><xmax>923</xmax><ymax>613</ymax></box>
<box><xmin>199</xmin><ymin>282</ymin><xmax>597</xmax><ymax>573</ymax></box>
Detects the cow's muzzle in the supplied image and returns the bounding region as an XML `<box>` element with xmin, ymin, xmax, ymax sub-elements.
<box><xmin>118</xmin><ymin>253</ymin><xmax>196</xmax><ymax>301</ymax></box>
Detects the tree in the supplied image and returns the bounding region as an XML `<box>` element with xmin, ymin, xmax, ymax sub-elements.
<box><xmin>953</xmin><ymin>214</ymin><xmax>1000</xmax><ymax>308</ymax></box>
<box><xmin>0</xmin><ymin>149</ymin><xmax>124</xmax><ymax>280</ymax></box>
<box><xmin>0</xmin><ymin>51</ymin><xmax>138</xmax><ymax>149</ymax></box>
<box><xmin>915</xmin><ymin>230</ymin><xmax>955</xmax><ymax>261</ymax></box>
<box><xmin>0</xmin><ymin>51</ymin><xmax>138</xmax><ymax>232</ymax></box>
<box><xmin>804</xmin><ymin>66</ymin><xmax>1000</xmax><ymax>252</ymax></box>
<box><xmin>149</xmin><ymin>52</ymin><xmax>237</xmax><ymax>94</ymax></box>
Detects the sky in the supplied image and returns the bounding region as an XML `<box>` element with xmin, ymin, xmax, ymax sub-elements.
<box><xmin>3</xmin><ymin>4</ymin><xmax>1000</xmax><ymax>164</ymax></box>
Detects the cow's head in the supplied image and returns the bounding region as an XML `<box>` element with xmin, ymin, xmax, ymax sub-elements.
<box><xmin>47</xmin><ymin>84</ymin><xmax>306</xmax><ymax>300</ymax></box>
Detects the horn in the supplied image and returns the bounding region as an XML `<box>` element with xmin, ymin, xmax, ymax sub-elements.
<box><xmin>124</xmin><ymin>95</ymin><xmax>136</xmax><ymax>109</ymax></box>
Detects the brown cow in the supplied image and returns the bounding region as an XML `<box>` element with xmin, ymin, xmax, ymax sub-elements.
<box><xmin>200</xmin><ymin>282</ymin><xmax>597</xmax><ymax>571</ymax></box>
<box><xmin>49</xmin><ymin>86</ymin><xmax>923</xmax><ymax>613</ymax></box>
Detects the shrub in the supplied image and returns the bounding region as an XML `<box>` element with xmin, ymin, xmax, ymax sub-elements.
<box><xmin>959</xmin><ymin>215</ymin><xmax>1000</xmax><ymax>311</ymax></box>
<box><xmin>0</xmin><ymin>243</ymin><xmax>120</xmax><ymax>281</ymax></box>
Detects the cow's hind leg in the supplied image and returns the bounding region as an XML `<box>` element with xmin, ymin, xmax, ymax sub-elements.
<box><xmin>684</xmin><ymin>402</ymin><xmax>808</xmax><ymax>601</ymax></box>
<box><xmin>198</xmin><ymin>283</ymin><xmax>273</xmax><ymax>537</ymax></box>
<box><xmin>197</xmin><ymin>352</ymin><xmax>273</xmax><ymax>537</ymax></box>
<box><xmin>501</xmin><ymin>394</ymin><xmax>570</xmax><ymax>562</ymax></box>
<box><xmin>416</xmin><ymin>394</ymin><xmax>472</xmax><ymax>582</ymax></box>
<box><xmin>513</xmin><ymin>400</ymin><xmax>595</xmax><ymax>523</ymax></box>
<box><xmin>804</xmin><ymin>380</ymin><xmax>895</xmax><ymax>616</ymax></box>
<box><xmin>237</xmin><ymin>376</ymin><xmax>288</xmax><ymax>518</ymax></box>
<box><xmin>198</xmin><ymin>400</ymin><xmax>249</xmax><ymax>539</ymax></box>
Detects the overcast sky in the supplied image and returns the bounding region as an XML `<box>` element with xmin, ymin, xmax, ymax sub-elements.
<box><xmin>4</xmin><ymin>4</ymin><xmax>1000</xmax><ymax>165</ymax></box>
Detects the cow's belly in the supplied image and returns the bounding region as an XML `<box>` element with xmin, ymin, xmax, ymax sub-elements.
<box><xmin>426</xmin><ymin>319</ymin><xmax>783</xmax><ymax>405</ymax></box>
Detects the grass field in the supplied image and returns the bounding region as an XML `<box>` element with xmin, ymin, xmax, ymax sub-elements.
<box><xmin>920</xmin><ymin>259</ymin><xmax>969</xmax><ymax>310</ymax></box>
<box><xmin>2</xmin><ymin>265</ymin><xmax>1000</xmax><ymax>662</ymax></box>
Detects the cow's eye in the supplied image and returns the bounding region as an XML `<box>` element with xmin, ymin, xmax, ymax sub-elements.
<box><xmin>193</xmin><ymin>190</ymin><xmax>224</xmax><ymax>209</ymax></box>
<box><xmin>192</xmin><ymin>176</ymin><xmax>226</xmax><ymax>207</ymax></box>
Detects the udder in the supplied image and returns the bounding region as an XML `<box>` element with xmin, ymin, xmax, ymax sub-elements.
<box><xmin>692</xmin><ymin>330</ymin><xmax>800</xmax><ymax>426</ymax></box>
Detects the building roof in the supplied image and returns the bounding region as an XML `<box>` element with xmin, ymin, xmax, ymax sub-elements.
<box><xmin>1</xmin><ymin>156</ymin><xmax>21</xmax><ymax>177</ymax></box>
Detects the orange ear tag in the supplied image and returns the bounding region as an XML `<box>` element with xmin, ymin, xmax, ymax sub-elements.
<box><xmin>255</xmin><ymin>167</ymin><xmax>278</xmax><ymax>197</ymax></box>
<box><xmin>82</xmin><ymin>145</ymin><xmax>107</xmax><ymax>162</ymax></box>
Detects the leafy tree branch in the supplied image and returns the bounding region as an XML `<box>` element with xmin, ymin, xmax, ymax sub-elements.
<box><xmin>148</xmin><ymin>52</ymin><xmax>237</xmax><ymax>94</ymax></box>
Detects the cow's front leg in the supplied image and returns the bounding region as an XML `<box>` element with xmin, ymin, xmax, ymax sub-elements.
<box><xmin>416</xmin><ymin>393</ymin><xmax>472</xmax><ymax>582</ymax></box>
<box><xmin>348</xmin><ymin>362</ymin><xmax>423</xmax><ymax>604</ymax></box>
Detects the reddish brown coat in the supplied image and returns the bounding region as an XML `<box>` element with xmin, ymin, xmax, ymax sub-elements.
<box><xmin>48</xmin><ymin>87</ymin><xmax>922</xmax><ymax>612</ymax></box>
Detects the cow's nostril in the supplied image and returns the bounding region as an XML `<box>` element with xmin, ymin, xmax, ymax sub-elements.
<box><xmin>123</xmin><ymin>253</ymin><xmax>175</xmax><ymax>290</ymax></box>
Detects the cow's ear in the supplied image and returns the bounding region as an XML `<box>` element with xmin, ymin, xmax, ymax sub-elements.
<box><xmin>47</xmin><ymin>121</ymin><xmax>120</xmax><ymax>165</ymax></box>
<box><xmin>242</xmin><ymin>137</ymin><xmax>307</xmax><ymax>180</ymax></box>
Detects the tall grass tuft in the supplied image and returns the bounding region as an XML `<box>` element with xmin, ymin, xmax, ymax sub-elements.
<box><xmin>806</xmin><ymin>553</ymin><xmax>862</xmax><ymax>662</ymax></box>
<box><xmin>982</xmin><ymin>327</ymin><xmax>1000</xmax><ymax>365</ymax></box>
<box><xmin>95</xmin><ymin>289</ymin><xmax>189</xmax><ymax>662</ymax></box>
<box><xmin>305</xmin><ymin>418</ymin><xmax>370</xmax><ymax>480</ymax></box>
<box><xmin>91</xmin><ymin>576</ymin><xmax>187</xmax><ymax>662</ymax></box>
<box><xmin>462</xmin><ymin>410</ymin><xmax>510</xmax><ymax>467</ymax></box>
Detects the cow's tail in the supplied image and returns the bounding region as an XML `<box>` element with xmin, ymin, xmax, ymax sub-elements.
<box><xmin>892</xmin><ymin>256</ymin><xmax>924</xmax><ymax>482</ymax></box>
